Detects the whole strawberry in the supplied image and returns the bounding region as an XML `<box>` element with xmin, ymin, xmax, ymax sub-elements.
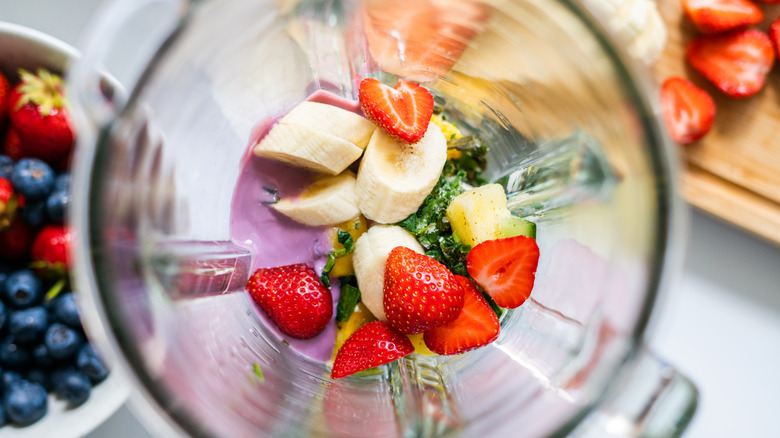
<box><xmin>0</xmin><ymin>71</ymin><xmax>10</xmax><ymax>125</ymax></box>
<box><xmin>246</xmin><ymin>263</ymin><xmax>333</xmax><ymax>339</ymax></box>
<box><xmin>331</xmin><ymin>320</ymin><xmax>414</xmax><ymax>379</ymax></box>
<box><xmin>0</xmin><ymin>177</ymin><xmax>24</xmax><ymax>229</ymax></box>
<box><xmin>3</xmin><ymin>128</ymin><xmax>26</xmax><ymax>161</ymax></box>
<box><xmin>8</xmin><ymin>69</ymin><xmax>74</xmax><ymax>164</ymax></box>
<box><xmin>383</xmin><ymin>246</ymin><xmax>464</xmax><ymax>334</ymax></box>
<box><xmin>31</xmin><ymin>224</ymin><xmax>72</xmax><ymax>272</ymax></box>
<box><xmin>0</xmin><ymin>217</ymin><xmax>34</xmax><ymax>262</ymax></box>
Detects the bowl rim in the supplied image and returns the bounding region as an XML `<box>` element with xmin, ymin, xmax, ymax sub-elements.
<box><xmin>0</xmin><ymin>20</ymin><xmax>131</xmax><ymax>438</ymax></box>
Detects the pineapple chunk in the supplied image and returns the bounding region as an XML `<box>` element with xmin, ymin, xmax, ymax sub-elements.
<box><xmin>407</xmin><ymin>333</ymin><xmax>437</xmax><ymax>356</ymax></box>
<box><xmin>446</xmin><ymin>184</ymin><xmax>510</xmax><ymax>246</ymax></box>
<box><xmin>329</xmin><ymin>215</ymin><xmax>368</xmax><ymax>278</ymax></box>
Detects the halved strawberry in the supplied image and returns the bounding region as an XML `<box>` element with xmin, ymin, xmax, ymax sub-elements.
<box><xmin>8</xmin><ymin>69</ymin><xmax>74</xmax><ymax>164</ymax></box>
<box><xmin>358</xmin><ymin>78</ymin><xmax>434</xmax><ymax>144</ymax></box>
<box><xmin>467</xmin><ymin>235</ymin><xmax>539</xmax><ymax>309</ymax></box>
<box><xmin>246</xmin><ymin>263</ymin><xmax>333</xmax><ymax>339</ymax></box>
<box><xmin>383</xmin><ymin>246</ymin><xmax>464</xmax><ymax>334</ymax></box>
<box><xmin>423</xmin><ymin>275</ymin><xmax>499</xmax><ymax>355</ymax></box>
<box><xmin>331</xmin><ymin>320</ymin><xmax>414</xmax><ymax>379</ymax></box>
<box><xmin>682</xmin><ymin>0</ymin><xmax>763</xmax><ymax>34</ymax></box>
<box><xmin>660</xmin><ymin>77</ymin><xmax>716</xmax><ymax>145</ymax></box>
<box><xmin>770</xmin><ymin>16</ymin><xmax>780</xmax><ymax>58</ymax></box>
<box><xmin>686</xmin><ymin>29</ymin><xmax>775</xmax><ymax>98</ymax></box>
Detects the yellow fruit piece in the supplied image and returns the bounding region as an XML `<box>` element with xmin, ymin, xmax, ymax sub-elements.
<box><xmin>329</xmin><ymin>215</ymin><xmax>368</xmax><ymax>278</ymax></box>
<box><xmin>331</xmin><ymin>302</ymin><xmax>376</xmax><ymax>361</ymax></box>
<box><xmin>446</xmin><ymin>184</ymin><xmax>510</xmax><ymax>247</ymax></box>
<box><xmin>431</xmin><ymin>114</ymin><xmax>463</xmax><ymax>141</ymax></box>
<box><xmin>407</xmin><ymin>333</ymin><xmax>437</xmax><ymax>356</ymax></box>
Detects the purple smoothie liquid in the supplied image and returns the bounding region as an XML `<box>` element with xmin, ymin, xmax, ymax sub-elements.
<box><xmin>229</xmin><ymin>91</ymin><xmax>362</xmax><ymax>363</ymax></box>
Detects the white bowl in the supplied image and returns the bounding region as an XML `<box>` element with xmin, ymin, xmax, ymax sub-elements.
<box><xmin>0</xmin><ymin>21</ymin><xmax>131</xmax><ymax>438</ymax></box>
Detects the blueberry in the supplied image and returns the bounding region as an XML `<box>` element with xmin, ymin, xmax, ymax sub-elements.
<box><xmin>0</xmin><ymin>155</ymin><xmax>13</xmax><ymax>179</ymax></box>
<box><xmin>76</xmin><ymin>344</ymin><xmax>109</xmax><ymax>383</ymax></box>
<box><xmin>10</xmin><ymin>158</ymin><xmax>55</xmax><ymax>200</ymax></box>
<box><xmin>51</xmin><ymin>292</ymin><xmax>81</xmax><ymax>328</ymax></box>
<box><xmin>0</xmin><ymin>300</ymin><xmax>6</xmax><ymax>331</ymax></box>
<box><xmin>21</xmin><ymin>198</ymin><xmax>48</xmax><ymax>228</ymax></box>
<box><xmin>8</xmin><ymin>307</ymin><xmax>49</xmax><ymax>344</ymax></box>
<box><xmin>4</xmin><ymin>380</ymin><xmax>48</xmax><ymax>425</ymax></box>
<box><xmin>25</xmin><ymin>368</ymin><xmax>51</xmax><ymax>391</ymax></box>
<box><xmin>46</xmin><ymin>188</ymin><xmax>69</xmax><ymax>223</ymax></box>
<box><xmin>45</xmin><ymin>323</ymin><xmax>84</xmax><ymax>360</ymax></box>
<box><xmin>3</xmin><ymin>269</ymin><xmax>42</xmax><ymax>308</ymax></box>
<box><xmin>32</xmin><ymin>344</ymin><xmax>53</xmax><ymax>368</ymax></box>
<box><xmin>2</xmin><ymin>370</ymin><xmax>23</xmax><ymax>391</ymax></box>
<box><xmin>0</xmin><ymin>337</ymin><xmax>30</xmax><ymax>368</ymax></box>
<box><xmin>54</xmin><ymin>369</ymin><xmax>91</xmax><ymax>407</ymax></box>
<box><xmin>54</xmin><ymin>173</ymin><xmax>70</xmax><ymax>192</ymax></box>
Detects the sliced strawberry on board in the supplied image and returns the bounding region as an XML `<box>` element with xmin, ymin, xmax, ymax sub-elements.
<box><xmin>467</xmin><ymin>235</ymin><xmax>540</xmax><ymax>309</ymax></box>
<box><xmin>383</xmin><ymin>246</ymin><xmax>464</xmax><ymax>334</ymax></box>
<box><xmin>423</xmin><ymin>275</ymin><xmax>500</xmax><ymax>355</ymax></box>
<box><xmin>686</xmin><ymin>29</ymin><xmax>775</xmax><ymax>98</ymax></box>
<box><xmin>770</xmin><ymin>16</ymin><xmax>780</xmax><ymax>58</ymax></box>
<box><xmin>660</xmin><ymin>77</ymin><xmax>716</xmax><ymax>145</ymax></box>
<box><xmin>8</xmin><ymin>69</ymin><xmax>74</xmax><ymax>164</ymax></box>
<box><xmin>246</xmin><ymin>263</ymin><xmax>333</xmax><ymax>339</ymax></box>
<box><xmin>358</xmin><ymin>78</ymin><xmax>434</xmax><ymax>144</ymax></box>
<box><xmin>331</xmin><ymin>320</ymin><xmax>414</xmax><ymax>379</ymax></box>
<box><xmin>682</xmin><ymin>0</ymin><xmax>763</xmax><ymax>35</ymax></box>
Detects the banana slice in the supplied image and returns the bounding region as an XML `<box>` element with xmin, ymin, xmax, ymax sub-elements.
<box><xmin>272</xmin><ymin>171</ymin><xmax>360</xmax><ymax>226</ymax></box>
<box><xmin>253</xmin><ymin>124</ymin><xmax>362</xmax><ymax>175</ymax></box>
<box><xmin>352</xmin><ymin>225</ymin><xmax>424</xmax><ymax>321</ymax></box>
<box><xmin>355</xmin><ymin>122</ymin><xmax>447</xmax><ymax>224</ymax></box>
<box><xmin>281</xmin><ymin>101</ymin><xmax>376</xmax><ymax>149</ymax></box>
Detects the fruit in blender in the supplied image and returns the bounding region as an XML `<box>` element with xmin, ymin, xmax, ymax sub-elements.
<box><xmin>352</xmin><ymin>224</ymin><xmax>424</xmax><ymax>321</ymax></box>
<box><xmin>246</xmin><ymin>264</ymin><xmax>333</xmax><ymax>339</ymax></box>
<box><xmin>358</xmin><ymin>78</ymin><xmax>434</xmax><ymax>144</ymax></box>
<box><xmin>272</xmin><ymin>171</ymin><xmax>360</xmax><ymax>226</ymax></box>
<box><xmin>355</xmin><ymin>122</ymin><xmax>447</xmax><ymax>223</ymax></box>
<box><xmin>467</xmin><ymin>235</ymin><xmax>540</xmax><ymax>309</ymax></box>
<box><xmin>446</xmin><ymin>183</ymin><xmax>535</xmax><ymax>246</ymax></box>
<box><xmin>423</xmin><ymin>275</ymin><xmax>500</xmax><ymax>355</ymax></box>
<box><xmin>330</xmin><ymin>320</ymin><xmax>414</xmax><ymax>379</ymax></box>
<box><xmin>383</xmin><ymin>246</ymin><xmax>464</xmax><ymax>334</ymax></box>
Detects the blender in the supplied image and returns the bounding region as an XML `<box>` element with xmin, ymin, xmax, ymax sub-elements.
<box><xmin>68</xmin><ymin>0</ymin><xmax>698</xmax><ymax>436</ymax></box>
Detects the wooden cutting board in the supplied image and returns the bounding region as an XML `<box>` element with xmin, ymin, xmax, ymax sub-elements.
<box><xmin>654</xmin><ymin>1</ymin><xmax>780</xmax><ymax>246</ymax></box>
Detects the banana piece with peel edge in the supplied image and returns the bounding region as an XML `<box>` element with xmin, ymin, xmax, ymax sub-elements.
<box><xmin>352</xmin><ymin>225</ymin><xmax>425</xmax><ymax>321</ymax></box>
<box><xmin>355</xmin><ymin>122</ymin><xmax>448</xmax><ymax>224</ymax></box>
<box><xmin>253</xmin><ymin>101</ymin><xmax>376</xmax><ymax>175</ymax></box>
<box><xmin>272</xmin><ymin>171</ymin><xmax>360</xmax><ymax>226</ymax></box>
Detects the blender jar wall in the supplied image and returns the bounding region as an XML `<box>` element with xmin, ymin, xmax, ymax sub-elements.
<box><xmin>70</xmin><ymin>0</ymin><xmax>688</xmax><ymax>437</ymax></box>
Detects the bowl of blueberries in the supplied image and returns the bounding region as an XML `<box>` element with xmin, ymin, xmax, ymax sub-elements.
<box><xmin>0</xmin><ymin>22</ymin><xmax>130</xmax><ymax>436</ymax></box>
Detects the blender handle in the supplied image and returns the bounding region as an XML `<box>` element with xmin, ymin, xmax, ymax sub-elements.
<box><xmin>67</xmin><ymin>0</ymin><xmax>187</xmax><ymax>126</ymax></box>
<box><xmin>573</xmin><ymin>346</ymin><xmax>699</xmax><ymax>437</ymax></box>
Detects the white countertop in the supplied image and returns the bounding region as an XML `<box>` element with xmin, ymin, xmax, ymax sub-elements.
<box><xmin>2</xmin><ymin>1</ymin><xmax>779</xmax><ymax>437</ymax></box>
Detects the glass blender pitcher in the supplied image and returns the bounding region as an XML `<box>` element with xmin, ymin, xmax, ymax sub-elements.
<box><xmin>68</xmin><ymin>0</ymin><xmax>697</xmax><ymax>436</ymax></box>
